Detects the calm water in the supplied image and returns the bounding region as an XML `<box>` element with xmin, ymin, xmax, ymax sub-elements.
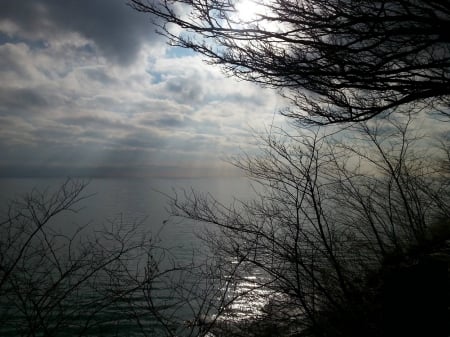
<box><xmin>0</xmin><ymin>176</ymin><xmax>254</xmax><ymax>223</ymax></box>
<box><xmin>0</xmin><ymin>176</ymin><xmax>254</xmax><ymax>243</ymax></box>
<box><xmin>0</xmin><ymin>177</ymin><xmax>268</xmax><ymax>336</ymax></box>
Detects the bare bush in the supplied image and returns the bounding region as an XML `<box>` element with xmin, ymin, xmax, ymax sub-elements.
<box><xmin>0</xmin><ymin>179</ymin><xmax>225</xmax><ymax>337</ymax></box>
<box><xmin>168</xmin><ymin>115</ymin><xmax>449</xmax><ymax>336</ymax></box>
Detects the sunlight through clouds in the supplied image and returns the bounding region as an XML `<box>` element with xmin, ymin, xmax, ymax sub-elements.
<box><xmin>235</xmin><ymin>0</ymin><xmax>260</xmax><ymax>21</ymax></box>
<box><xmin>0</xmin><ymin>0</ymin><xmax>284</xmax><ymax>178</ymax></box>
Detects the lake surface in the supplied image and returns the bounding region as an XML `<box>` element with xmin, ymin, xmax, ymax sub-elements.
<box><xmin>0</xmin><ymin>176</ymin><xmax>254</xmax><ymax>223</ymax></box>
<box><xmin>0</xmin><ymin>177</ymin><xmax>267</xmax><ymax>336</ymax></box>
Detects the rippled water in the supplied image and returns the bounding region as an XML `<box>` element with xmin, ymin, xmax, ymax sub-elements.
<box><xmin>0</xmin><ymin>177</ymin><xmax>265</xmax><ymax>336</ymax></box>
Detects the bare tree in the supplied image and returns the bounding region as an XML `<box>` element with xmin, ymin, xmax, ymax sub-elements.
<box><xmin>130</xmin><ymin>0</ymin><xmax>450</xmax><ymax>124</ymax></box>
<box><xmin>128</xmin><ymin>0</ymin><xmax>450</xmax><ymax>334</ymax></box>
<box><xmin>0</xmin><ymin>179</ymin><xmax>202</xmax><ymax>336</ymax></box>
<box><xmin>168</xmin><ymin>116</ymin><xmax>449</xmax><ymax>336</ymax></box>
<box><xmin>0</xmin><ymin>178</ymin><xmax>245</xmax><ymax>337</ymax></box>
<box><xmin>0</xmin><ymin>179</ymin><xmax>150</xmax><ymax>336</ymax></box>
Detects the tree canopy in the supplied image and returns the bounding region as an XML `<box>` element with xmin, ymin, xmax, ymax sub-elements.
<box><xmin>130</xmin><ymin>0</ymin><xmax>450</xmax><ymax>124</ymax></box>
<box><xmin>169</xmin><ymin>115</ymin><xmax>450</xmax><ymax>336</ymax></box>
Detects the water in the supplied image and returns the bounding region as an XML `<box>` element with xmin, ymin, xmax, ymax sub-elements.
<box><xmin>0</xmin><ymin>176</ymin><xmax>254</xmax><ymax>250</ymax></box>
<box><xmin>0</xmin><ymin>177</ymin><xmax>269</xmax><ymax>336</ymax></box>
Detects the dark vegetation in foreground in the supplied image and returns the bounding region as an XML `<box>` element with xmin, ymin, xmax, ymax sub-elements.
<box><xmin>1</xmin><ymin>0</ymin><xmax>450</xmax><ymax>335</ymax></box>
<box><xmin>169</xmin><ymin>117</ymin><xmax>450</xmax><ymax>337</ymax></box>
<box><xmin>130</xmin><ymin>0</ymin><xmax>450</xmax><ymax>333</ymax></box>
<box><xmin>1</xmin><ymin>115</ymin><xmax>448</xmax><ymax>337</ymax></box>
<box><xmin>211</xmin><ymin>220</ymin><xmax>450</xmax><ymax>337</ymax></box>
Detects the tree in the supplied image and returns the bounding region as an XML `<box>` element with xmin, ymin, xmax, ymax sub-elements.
<box><xmin>0</xmin><ymin>178</ymin><xmax>225</xmax><ymax>337</ymax></box>
<box><xmin>130</xmin><ymin>0</ymin><xmax>450</xmax><ymax>124</ymax></box>
<box><xmin>0</xmin><ymin>179</ymin><xmax>149</xmax><ymax>336</ymax></box>
<box><xmin>128</xmin><ymin>0</ymin><xmax>450</xmax><ymax>334</ymax></box>
<box><xmin>168</xmin><ymin>115</ymin><xmax>449</xmax><ymax>336</ymax></box>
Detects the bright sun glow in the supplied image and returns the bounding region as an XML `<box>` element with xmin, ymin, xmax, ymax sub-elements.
<box><xmin>235</xmin><ymin>0</ymin><xmax>260</xmax><ymax>22</ymax></box>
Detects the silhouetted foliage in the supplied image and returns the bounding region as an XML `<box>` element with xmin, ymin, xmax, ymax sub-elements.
<box><xmin>131</xmin><ymin>0</ymin><xmax>450</xmax><ymax>124</ymax></box>
<box><xmin>129</xmin><ymin>1</ymin><xmax>450</xmax><ymax>334</ymax></box>
<box><xmin>0</xmin><ymin>179</ymin><xmax>226</xmax><ymax>337</ymax></box>
<box><xmin>168</xmin><ymin>115</ymin><xmax>450</xmax><ymax>336</ymax></box>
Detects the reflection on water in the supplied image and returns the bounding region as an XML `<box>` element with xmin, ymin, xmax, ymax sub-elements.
<box><xmin>0</xmin><ymin>269</ymin><xmax>206</xmax><ymax>336</ymax></box>
<box><xmin>0</xmin><ymin>177</ymin><xmax>267</xmax><ymax>336</ymax></box>
<box><xmin>0</xmin><ymin>245</ymin><xmax>268</xmax><ymax>337</ymax></box>
<box><xmin>218</xmin><ymin>266</ymin><xmax>274</xmax><ymax>322</ymax></box>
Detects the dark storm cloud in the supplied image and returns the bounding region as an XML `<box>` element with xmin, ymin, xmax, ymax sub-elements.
<box><xmin>0</xmin><ymin>0</ymin><xmax>159</xmax><ymax>65</ymax></box>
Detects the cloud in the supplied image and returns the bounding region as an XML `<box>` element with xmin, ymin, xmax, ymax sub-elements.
<box><xmin>152</xmin><ymin>114</ymin><xmax>188</xmax><ymax>128</ymax></box>
<box><xmin>0</xmin><ymin>87</ymin><xmax>50</xmax><ymax>116</ymax></box>
<box><xmin>0</xmin><ymin>0</ymin><xmax>162</xmax><ymax>66</ymax></box>
<box><xmin>0</xmin><ymin>1</ymin><xmax>283</xmax><ymax>177</ymax></box>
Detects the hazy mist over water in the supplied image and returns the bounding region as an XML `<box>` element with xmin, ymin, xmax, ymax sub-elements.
<box><xmin>0</xmin><ymin>176</ymin><xmax>256</xmax><ymax>249</ymax></box>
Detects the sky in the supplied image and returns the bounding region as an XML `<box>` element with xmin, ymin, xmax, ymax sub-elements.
<box><xmin>0</xmin><ymin>0</ymin><xmax>283</xmax><ymax>178</ymax></box>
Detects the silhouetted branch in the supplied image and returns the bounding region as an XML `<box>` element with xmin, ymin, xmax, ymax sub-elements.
<box><xmin>167</xmin><ymin>116</ymin><xmax>449</xmax><ymax>336</ymax></box>
<box><xmin>131</xmin><ymin>0</ymin><xmax>450</xmax><ymax>124</ymax></box>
